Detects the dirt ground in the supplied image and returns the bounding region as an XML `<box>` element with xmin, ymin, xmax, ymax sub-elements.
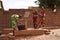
<box><xmin>15</xmin><ymin>29</ymin><xmax>60</xmax><ymax>40</ymax></box>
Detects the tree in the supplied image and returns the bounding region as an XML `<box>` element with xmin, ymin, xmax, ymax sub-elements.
<box><xmin>35</xmin><ymin>0</ymin><xmax>60</xmax><ymax>10</ymax></box>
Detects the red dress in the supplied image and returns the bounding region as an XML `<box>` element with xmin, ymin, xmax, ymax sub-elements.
<box><xmin>39</xmin><ymin>10</ymin><xmax>45</xmax><ymax>27</ymax></box>
<box><xmin>33</xmin><ymin>12</ymin><xmax>38</xmax><ymax>29</ymax></box>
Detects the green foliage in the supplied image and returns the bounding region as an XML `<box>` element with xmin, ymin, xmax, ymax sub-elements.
<box><xmin>35</xmin><ymin>0</ymin><xmax>60</xmax><ymax>9</ymax></box>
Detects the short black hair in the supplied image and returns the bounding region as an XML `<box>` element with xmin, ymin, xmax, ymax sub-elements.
<box><xmin>19</xmin><ymin>15</ymin><xmax>22</xmax><ymax>18</ymax></box>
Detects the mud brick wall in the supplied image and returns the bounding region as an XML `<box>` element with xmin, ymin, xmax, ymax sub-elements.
<box><xmin>45</xmin><ymin>9</ymin><xmax>60</xmax><ymax>27</ymax></box>
<box><xmin>7</xmin><ymin>9</ymin><xmax>33</xmax><ymax>28</ymax></box>
<box><xmin>0</xmin><ymin>8</ymin><xmax>60</xmax><ymax>28</ymax></box>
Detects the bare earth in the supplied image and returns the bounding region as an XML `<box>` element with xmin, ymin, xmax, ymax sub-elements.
<box><xmin>15</xmin><ymin>29</ymin><xmax>60</xmax><ymax>40</ymax></box>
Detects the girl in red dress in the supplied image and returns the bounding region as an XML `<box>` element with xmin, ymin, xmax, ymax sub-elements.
<box><xmin>33</xmin><ymin>11</ymin><xmax>38</xmax><ymax>29</ymax></box>
<box><xmin>38</xmin><ymin>9</ymin><xmax>45</xmax><ymax>28</ymax></box>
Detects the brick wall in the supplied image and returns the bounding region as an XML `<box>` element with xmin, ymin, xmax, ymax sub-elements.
<box><xmin>45</xmin><ymin>8</ymin><xmax>60</xmax><ymax>27</ymax></box>
<box><xmin>0</xmin><ymin>8</ymin><xmax>60</xmax><ymax>29</ymax></box>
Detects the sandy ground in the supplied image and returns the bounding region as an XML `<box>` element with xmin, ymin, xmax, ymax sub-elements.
<box><xmin>15</xmin><ymin>29</ymin><xmax>60</xmax><ymax>40</ymax></box>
